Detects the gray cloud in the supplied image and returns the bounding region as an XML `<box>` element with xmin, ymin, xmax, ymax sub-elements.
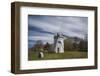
<box><xmin>28</xmin><ymin>15</ymin><xmax>88</xmax><ymax>48</ymax></box>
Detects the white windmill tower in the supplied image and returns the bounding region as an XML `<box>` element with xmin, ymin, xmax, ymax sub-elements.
<box><xmin>53</xmin><ymin>33</ymin><xmax>64</xmax><ymax>53</ymax></box>
<box><xmin>53</xmin><ymin>18</ymin><xmax>65</xmax><ymax>53</ymax></box>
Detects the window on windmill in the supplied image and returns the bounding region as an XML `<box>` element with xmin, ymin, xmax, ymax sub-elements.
<box><xmin>58</xmin><ymin>41</ymin><xmax>61</xmax><ymax>44</ymax></box>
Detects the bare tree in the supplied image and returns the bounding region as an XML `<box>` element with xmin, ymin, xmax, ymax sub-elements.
<box><xmin>44</xmin><ymin>42</ymin><xmax>50</xmax><ymax>52</ymax></box>
<box><xmin>33</xmin><ymin>40</ymin><xmax>44</xmax><ymax>52</ymax></box>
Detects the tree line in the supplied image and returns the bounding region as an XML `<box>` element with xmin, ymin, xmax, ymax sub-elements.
<box><xmin>29</xmin><ymin>36</ymin><xmax>88</xmax><ymax>52</ymax></box>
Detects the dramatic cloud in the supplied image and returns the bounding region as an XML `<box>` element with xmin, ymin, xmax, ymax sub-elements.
<box><xmin>28</xmin><ymin>15</ymin><xmax>88</xmax><ymax>48</ymax></box>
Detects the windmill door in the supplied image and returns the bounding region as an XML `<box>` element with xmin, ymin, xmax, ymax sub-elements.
<box><xmin>57</xmin><ymin>47</ymin><xmax>59</xmax><ymax>53</ymax></box>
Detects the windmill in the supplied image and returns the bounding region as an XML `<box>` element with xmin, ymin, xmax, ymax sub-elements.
<box><xmin>53</xmin><ymin>33</ymin><xmax>64</xmax><ymax>53</ymax></box>
<box><xmin>53</xmin><ymin>18</ymin><xmax>66</xmax><ymax>53</ymax></box>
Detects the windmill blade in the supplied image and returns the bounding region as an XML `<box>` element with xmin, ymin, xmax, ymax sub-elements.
<box><xmin>62</xmin><ymin>34</ymin><xmax>71</xmax><ymax>38</ymax></box>
<box><xmin>63</xmin><ymin>34</ymin><xmax>83</xmax><ymax>43</ymax></box>
<box><xmin>62</xmin><ymin>34</ymin><xmax>80</xmax><ymax>39</ymax></box>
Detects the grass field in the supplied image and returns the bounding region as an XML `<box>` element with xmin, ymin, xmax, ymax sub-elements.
<box><xmin>28</xmin><ymin>51</ymin><xmax>88</xmax><ymax>60</ymax></box>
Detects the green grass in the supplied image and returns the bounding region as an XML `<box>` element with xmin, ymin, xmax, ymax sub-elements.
<box><xmin>28</xmin><ymin>51</ymin><xmax>88</xmax><ymax>61</ymax></box>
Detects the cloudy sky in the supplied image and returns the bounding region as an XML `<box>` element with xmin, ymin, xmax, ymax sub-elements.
<box><xmin>28</xmin><ymin>15</ymin><xmax>88</xmax><ymax>48</ymax></box>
